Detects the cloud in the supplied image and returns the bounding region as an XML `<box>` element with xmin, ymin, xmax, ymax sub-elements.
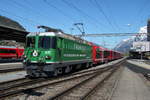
<box><xmin>123</xmin><ymin>38</ymin><xmax>131</xmax><ymax>42</ymax></box>
<box><xmin>127</xmin><ymin>24</ymin><xmax>131</xmax><ymax>26</ymax></box>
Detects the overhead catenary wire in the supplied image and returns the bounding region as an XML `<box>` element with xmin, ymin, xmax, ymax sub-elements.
<box><xmin>61</xmin><ymin>0</ymin><xmax>109</xmax><ymax>29</ymax></box>
<box><xmin>0</xmin><ymin>0</ymin><xmax>45</xmax><ymax>27</ymax></box>
<box><xmin>134</xmin><ymin>0</ymin><xmax>149</xmax><ymax>32</ymax></box>
<box><xmin>91</xmin><ymin>0</ymin><xmax>117</xmax><ymax>31</ymax></box>
<box><xmin>92</xmin><ymin>0</ymin><xmax>121</xmax><ymax>32</ymax></box>
<box><xmin>10</xmin><ymin>0</ymin><xmax>52</xmax><ymax>24</ymax></box>
<box><xmin>43</xmin><ymin>0</ymin><xmax>75</xmax><ymax>22</ymax></box>
<box><xmin>2</xmin><ymin>0</ymin><xmax>74</xmax><ymax>31</ymax></box>
<box><xmin>0</xmin><ymin>8</ymin><xmax>40</xmax><ymax>26</ymax></box>
<box><xmin>5</xmin><ymin>0</ymin><xmax>73</xmax><ymax>31</ymax></box>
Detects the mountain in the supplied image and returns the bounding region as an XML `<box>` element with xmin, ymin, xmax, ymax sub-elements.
<box><xmin>0</xmin><ymin>15</ymin><xmax>25</xmax><ymax>31</ymax></box>
<box><xmin>114</xmin><ymin>26</ymin><xmax>147</xmax><ymax>53</ymax></box>
<box><xmin>114</xmin><ymin>38</ymin><xmax>133</xmax><ymax>53</ymax></box>
<box><xmin>0</xmin><ymin>15</ymin><xmax>26</xmax><ymax>47</ymax></box>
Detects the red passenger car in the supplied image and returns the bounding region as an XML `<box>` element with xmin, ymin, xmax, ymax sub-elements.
<box><xmin>0</xmin><ymin>46</ymin><xmax>24</xmax><ymax>59</ymax></box>
<box><xmin>92</xmin><ymin>45</ymin><xmax>104</xmax><ymax>64</ymax></box>
<box><xmin>112</xmin><ymin>51</ymin><xmax>122</xmax><ymax>60</ymax></box>
<box><xmin>89</xmin><ymin>42</ymin><xmax>104</xmax><ymax>65</ymax></box>
<box><xmin>88</xmin><ymin>42</ymin><xmax>123</xmax><ymax>65</ymax></box>
<box><xmin>108</xmin><ymin>50</ymin><xmax>113</xmax><ymax>61</ymax></box>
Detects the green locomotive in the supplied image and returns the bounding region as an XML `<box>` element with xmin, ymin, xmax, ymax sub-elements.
<box><xmin>23</xmin><ymin>27</ymin><xmax>92</xmax><ymax>77</ymax></box>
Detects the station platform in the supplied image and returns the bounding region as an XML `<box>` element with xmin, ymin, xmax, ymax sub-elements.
<box><xmin>111</xmin><ymin>66</ymin><xmax>150</xmax><ymax>100</ymax></box>
<box><xmin>0</xmin><ymin>62</ymin><xmax>26</xmax><ymax>83</ymax></box>
<box><xmin>126</xmin><ymin>60</ymin><xmax>150</xmax><ymax>74</ymax></box>
<box><xmin>127</xmin><ymin>60</ymin><xmax>150</xmax><ymax>70</ymax></box>
<box><xmin>0</xmin><ymin>62</ymin><xmax>23</xmax><ymax>70</ymax></box>
<box><xmin>0</xmin><ymin>71</ymin><xmax>26</xmax><ymax>82</ymax></box>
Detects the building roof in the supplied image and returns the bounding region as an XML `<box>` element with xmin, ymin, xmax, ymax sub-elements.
<box><xmin>0</xmin><ymin>25</ymin><xmax>28</xmax><ymax>42</ymax></box>
<box><xmin>0</xmin><ymin>16</ymin><xmax>28</xmax><ymax>42</ymax></box>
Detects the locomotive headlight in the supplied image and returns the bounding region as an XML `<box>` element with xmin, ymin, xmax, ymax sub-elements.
<box><xmin>45</xmin><ymin>56</ymin><xmax>51</xmax><ymax>60</ymax></box>
<box><xmin>32</xmin><ymin>50</ymin><xmax>38</xmax><ymax>57</ymax></box>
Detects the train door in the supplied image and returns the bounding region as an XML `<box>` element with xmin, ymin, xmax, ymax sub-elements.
<box><xmin>16</xmin><ymin>48</ymin><xmax>20</xmax><ymax>58</ymax></box>
<box><xmin>57</xmin><ymin>37</ymin><xmax>63</xmax><ymax>62</ymax></box>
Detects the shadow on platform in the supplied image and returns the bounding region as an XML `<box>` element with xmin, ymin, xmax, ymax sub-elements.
<box><xmin>125</xmin><ymin>62</ymin><xmax>150</xmax><ymax>74</ymax></box>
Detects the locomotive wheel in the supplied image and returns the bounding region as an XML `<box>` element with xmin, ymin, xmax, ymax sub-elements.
<box><xmin>54</xmin><ymin>68</ymin><xmax>63</xmax><ymax>76</ymax></box>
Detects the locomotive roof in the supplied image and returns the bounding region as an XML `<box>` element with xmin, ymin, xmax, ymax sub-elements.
<box><xmin>27</xmin><ymin>32</ymin><xmax>90</xmax><ymax>45</ymax></box>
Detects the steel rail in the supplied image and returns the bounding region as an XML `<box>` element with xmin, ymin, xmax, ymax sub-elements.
<box><xmin>49</xmin><ymin>67</ymin><xmax>114</xmax><ymax>100</ymax></box>
<box><xmin>81</xmin><ymin>67</ymin><xmax>119</xmax><ymax>100</ymax></box>
<box><xmin>0</xmin><ymin>65</ymin><xmax>108</xmax><ymax>92</ymax></box>
<box><xmin>0</xmin><ymin>59</ymin><xmax>125</xmax><ymax>99</ymax></box>
<box><xmin>0</xmin><ymin>66</ymin><xmax>110</xmax><ymax>98</ymax></box>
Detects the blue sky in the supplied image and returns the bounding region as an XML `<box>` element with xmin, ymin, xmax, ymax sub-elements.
<box><xmin>0</xmin><ymin>0</ymin><xmax>149</xmax><ymax>49</ymax></box>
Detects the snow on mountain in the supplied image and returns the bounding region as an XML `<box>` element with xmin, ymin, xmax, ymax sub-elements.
<box><xmin>115</xmin><ymin>26</ymin><xmax>147</xmax><ymax>53</ymax></box>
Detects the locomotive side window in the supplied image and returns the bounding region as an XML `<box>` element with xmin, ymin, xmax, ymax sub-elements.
<box><xmin>39</xmin><ymin>36</ymin><xmax>56</xmax><ymax>49</ymax></box>
<box><xmin>26</xmin><ymin>37</ymin><xmax>35</xmax><ymax>48</ymax></box>
<box><xmin>96</xmin><ymin>48</ymin><xmax>101</xmax><ymax>58</ymax></box>
<box><xmin>104</xmin><ymin>51</ymin><xmax>110</xmax><ymax>58</ymax></box>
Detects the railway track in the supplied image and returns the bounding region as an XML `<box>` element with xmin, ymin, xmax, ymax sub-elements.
<box><xmin>0</xmin><ymin>65</ymin><xmax>112</xmax><ymax>99</ymax></box>
<box><xmin>49</xmin><ymin>65</ymin><xmax>119</xmax><ymax>100</ymax></box>
<box><xmin>0</xmin><ymin>60</ymin><xmax>124</xmax><ymax>99</ymax></box>
<box><xmin>0</xmin><ymin>65</ymin><xmax>109</xmax><ymax>92</ymax></box>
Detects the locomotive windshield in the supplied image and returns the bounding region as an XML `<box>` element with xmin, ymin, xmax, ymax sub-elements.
<box><xmin>26</xmin><ymin>37</ymin><xmax>35</xmax><ymax>48</ymax></box>
<box><xmin>38</xmin><ymin>36</ymin><xmax>56</xmax><ymax>49</ymax></box>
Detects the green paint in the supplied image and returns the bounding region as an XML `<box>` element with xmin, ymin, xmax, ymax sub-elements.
<box><xmin>24</xmin><ymin>33</ymin><xmax>92</xmax><ymax>64</ymax></box>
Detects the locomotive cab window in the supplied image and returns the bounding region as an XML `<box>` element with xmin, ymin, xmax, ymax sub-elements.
<box><xmin>39</xmin><ymin>36</ymin><xmax>56</xmax><ymax>49</ymax></box>
<box><xmin>26</xmin><ymin>37</ymin><xmax>35</xmax><ymax>48</ymax></box>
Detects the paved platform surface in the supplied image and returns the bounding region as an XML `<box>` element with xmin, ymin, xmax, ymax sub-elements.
<box><xmin>127</xmin><ymin>60</ymin><xmax>150</xmax><ymax>74</ymax></box>
<box><xmin>0</xmin><ymin>71</ymin><xmax>26</xmax><ymax>82</ymax></box>
<box><xmin>111</xmin><ymin>66</ymin><xmax>150</xmax><ymax>100</ymax></box>
<box><xmin>0</xmin><ymin>63</ymin><xmax>25</xmax><ymax>83</ymax></box>
<box><xmin>0</xmin><ymin>62</ymin><xmax>23</xmax><ymax>70</ymax></box>
<box><xmin>127</xmin><ymin>60</ymin><xmax>150</xmax><ymax>70</ymax></box>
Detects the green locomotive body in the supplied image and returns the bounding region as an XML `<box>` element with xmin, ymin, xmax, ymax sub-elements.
<box><xmin>23</xmin><ymin>31</ymin><xmax>92</xmax><ymax>77</ymax></box>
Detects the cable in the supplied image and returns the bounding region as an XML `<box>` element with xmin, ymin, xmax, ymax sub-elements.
<box><xmin>61</xmin><ymin>0</ymin><xmax>108</xmax><ymax>28</ymax></box>
<box><xmin>43</xmin><ymin>0</ymin><xmax>75</xmax><ymax>22</ymax></box>
<box><xmin>23</xmin><ymin>0</ymin><xmax>60</xmax><ymax>21</ymax></box>
<box><xmin>0</xmin><ymin>8</ymin><xmax>40</xmax><ymax>26</ymax></box>
<box><xmin>130</xmin><ymin>0</ymin><xmax>149</xmax><ymax>32</ymax></box>
<box><xmin>94</xmin><ymin>0</ymin><xmax>121</xmax><ymax>32</ymax></box>
<box><xmin>10</xmin><ymin>0</ymin><xmax>50</xmax><ymax>22</ymax></box>
<box><xmin>92</xmin><ymin>0</ymin><xmax>117</xmax><ymax>31</ymax></box>
<box><xmin>2</xmin><ymin>0</ymin><xmax>44</xmax><ymax>26</ymax></box>
<box><xmin>8</xmin><ymin>0</ymin><xmax>71</xmax><ymax>31</ymax></box>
